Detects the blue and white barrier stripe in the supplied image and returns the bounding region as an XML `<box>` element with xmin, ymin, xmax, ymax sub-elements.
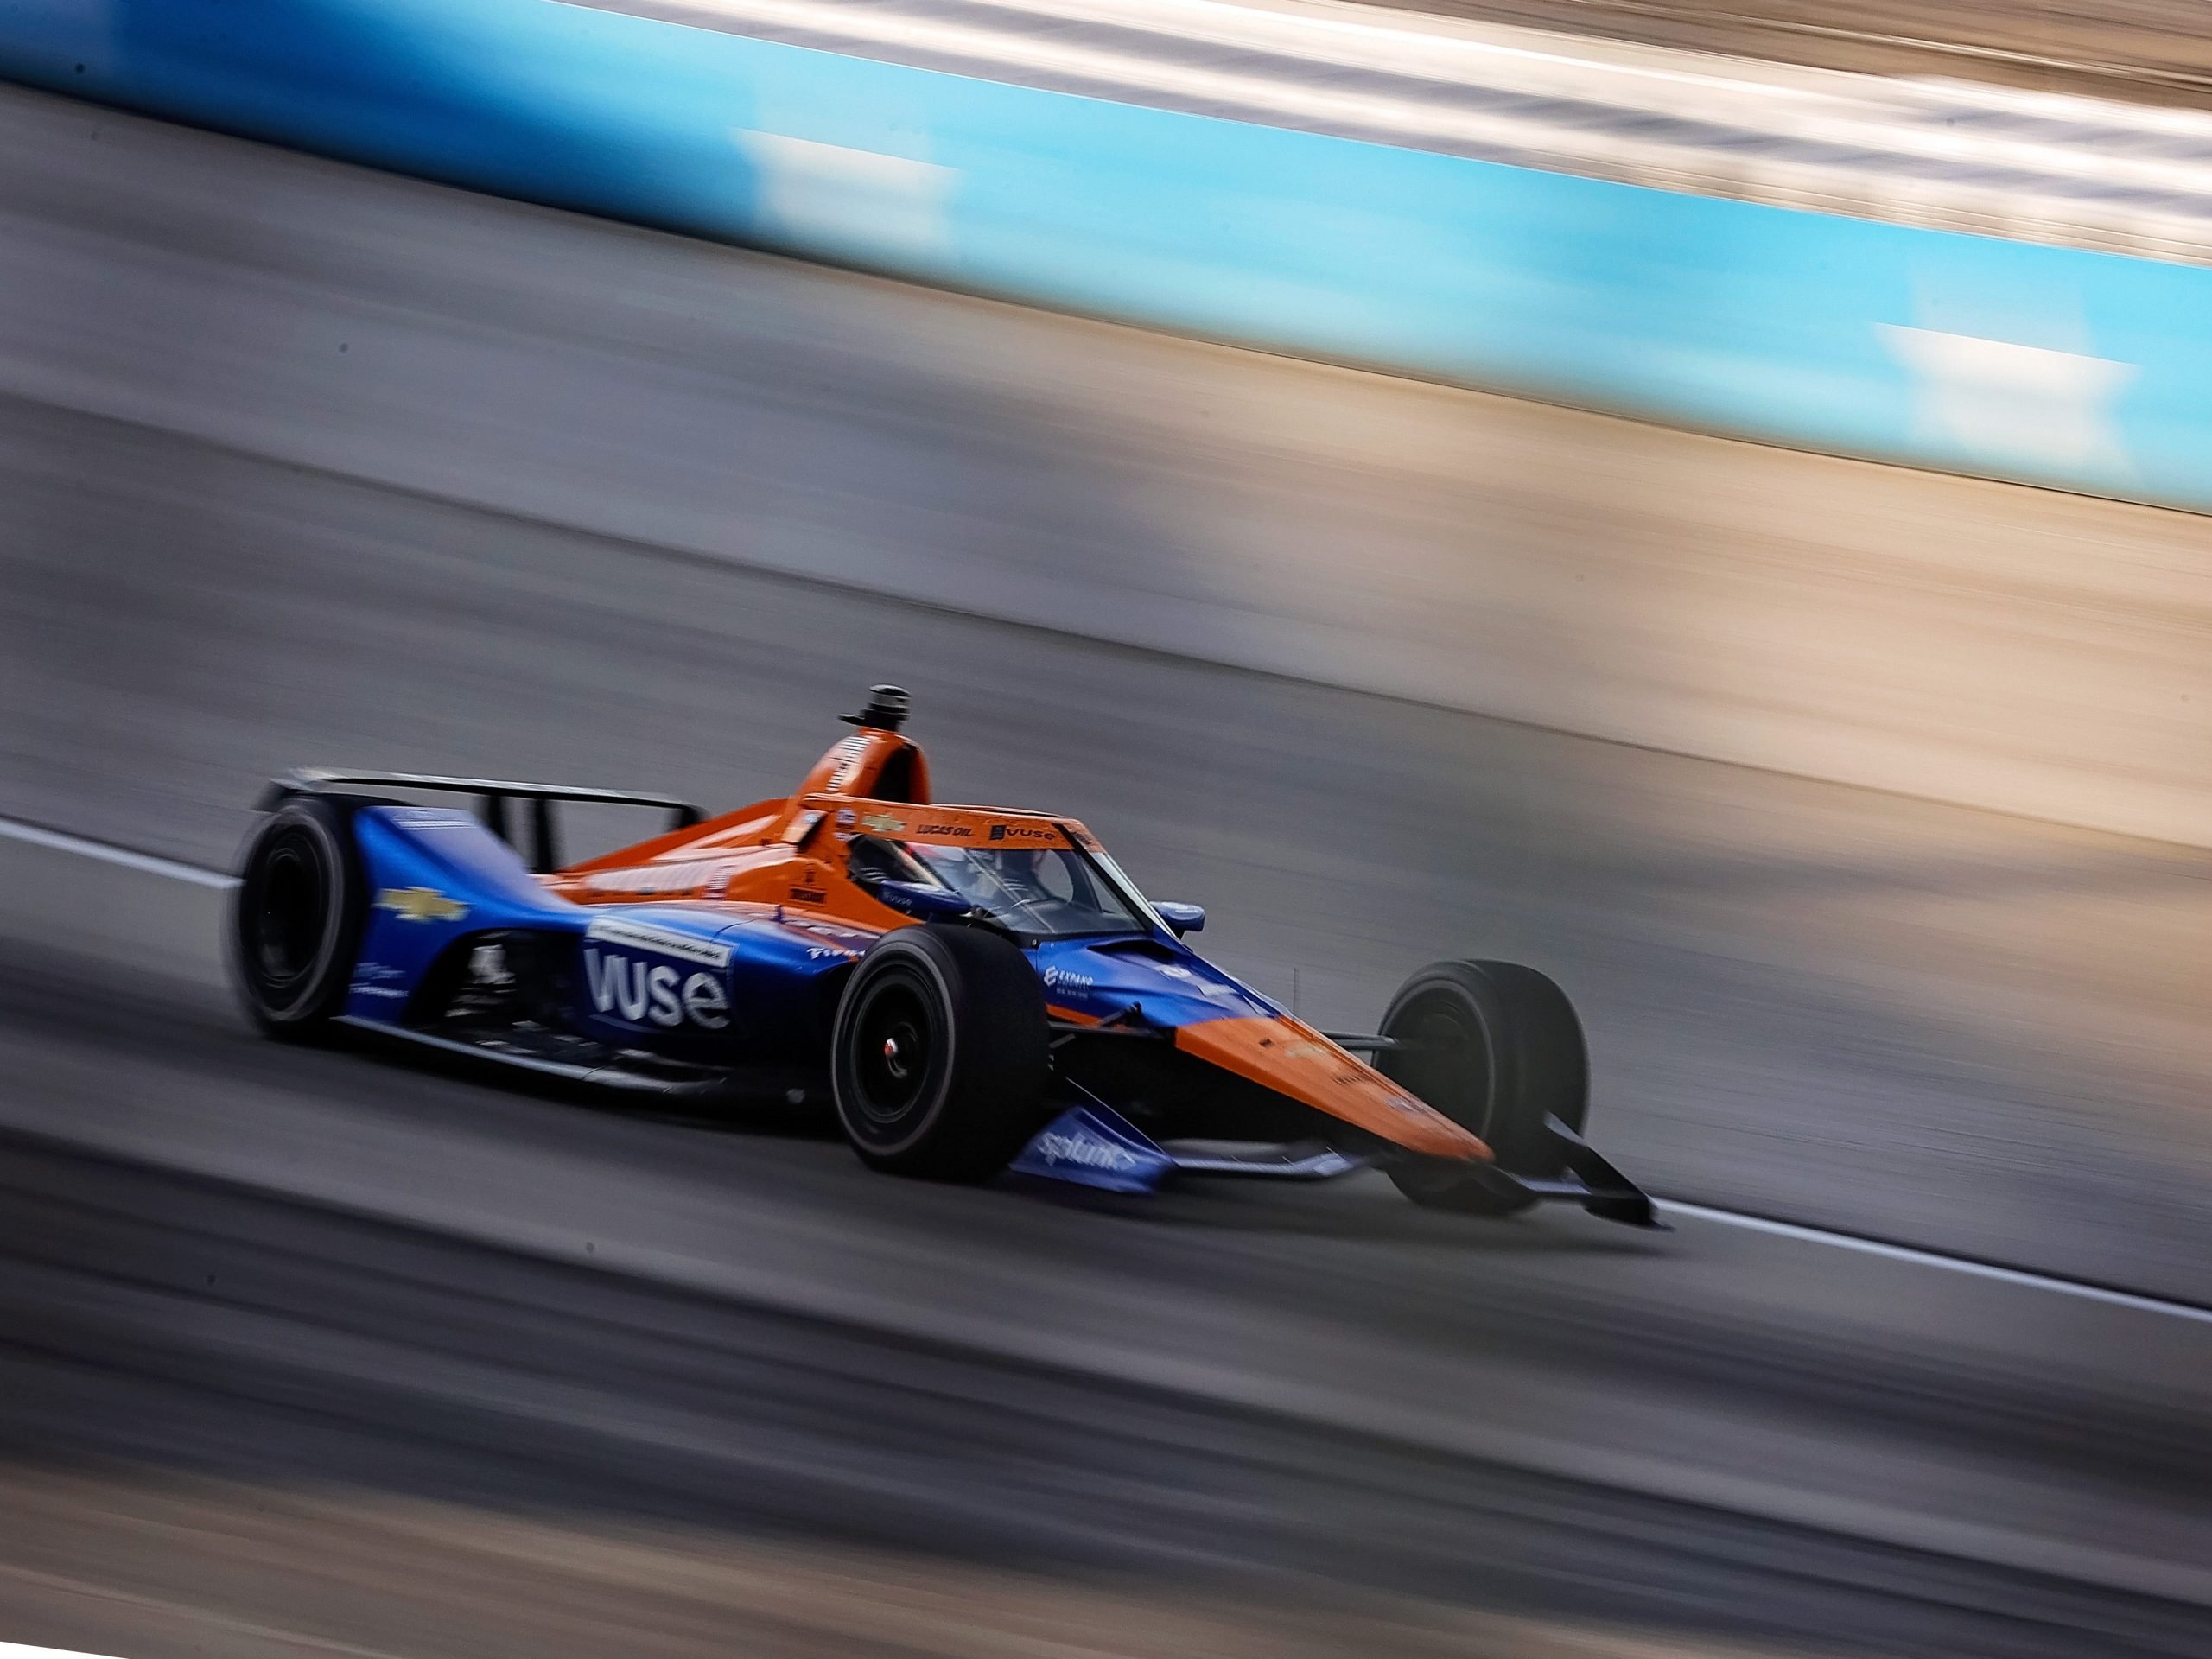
<box><xmin>3</xmin><ymin>0</ymin><xmax>2209</xmax><ymax>511</ymax></box>
<box><xmin>603</xmin><ymin>0</ymin><xmax>2212</xmax><ymax>261</ymax></box>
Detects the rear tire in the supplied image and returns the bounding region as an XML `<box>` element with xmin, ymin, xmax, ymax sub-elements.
<box><xmin>229</xmin><ymin>796</ymin><xmax>365</xmax><ymax>1039</ymax></box>
<box><xmin>1376</xmin><ymin>959</ymin><xmax>1587</xmax><ymax>1214</ymax></box>
<box><xmin>831</xmin><ymin>926</ymin><xmax>1050</xmax><ymax>1181</ymax></box>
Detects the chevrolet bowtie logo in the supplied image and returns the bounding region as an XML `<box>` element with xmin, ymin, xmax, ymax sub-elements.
<box><xmin>375</xmin><ymin>886</ymin><xmax>470</xmax><ymax>924</ymax></box>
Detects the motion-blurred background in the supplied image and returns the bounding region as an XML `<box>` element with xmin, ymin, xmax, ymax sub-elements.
<box><xmin>0</xmin><ymin>1</ymin><xmax>2207</xmax><ymax>1656</ymax></box>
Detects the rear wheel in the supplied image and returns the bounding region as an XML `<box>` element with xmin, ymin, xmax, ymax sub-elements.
<box><xmin>229</xmin><ymin>796</ymin><xmax>364</xmax><ymax>1039</ymax></box>
<box><xmin>831</xmin><ymin>926</ymin><xmax>1049</xmax><ymax>1180</ymax></box>
<box><xmin>1376</xmin><ymin>959</ymin><xmax>1586</xmax><ymax>1214</ymax></box>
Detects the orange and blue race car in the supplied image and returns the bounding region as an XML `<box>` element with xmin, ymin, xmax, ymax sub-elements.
<box><xmin>227</xmin><ymin>687</ymin><xmax>1656</xmax><ymax>1225</ymax></box>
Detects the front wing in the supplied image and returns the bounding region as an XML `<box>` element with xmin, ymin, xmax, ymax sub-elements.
<box><xmin>1009</xmin><ymin>1100</ymin><xmax>1662</xmax><ymax>1227</ymax></box>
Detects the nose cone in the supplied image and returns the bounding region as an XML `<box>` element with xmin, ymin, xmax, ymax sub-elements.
<box><xmin>1173</xmin><ymin>1016</ymin><xmax>1491</xmax><ymax>1160</ymax></box>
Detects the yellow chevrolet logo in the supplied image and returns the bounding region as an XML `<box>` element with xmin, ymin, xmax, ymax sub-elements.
<box><xmin>376</xmin><ymin>887</ymin><xmax>470</xmax><ymax>924</ymax></box>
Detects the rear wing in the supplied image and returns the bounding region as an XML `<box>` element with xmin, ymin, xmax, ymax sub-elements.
<box><xmin>259</xmin><ymin>767</ymin><xmax>705</xmax><ymax>874</ymax></box>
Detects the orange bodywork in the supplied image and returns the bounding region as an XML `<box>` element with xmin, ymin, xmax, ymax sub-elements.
<box><xmin>1174</xmin><ymin>1017</ymin><xmax>1489</xmax><ymax>1160</ymax></box>
<box><xmin>547</xmin><ymin>726</ymin><xmax>1084</xmax><ymax>931</ymax></box>
<box><xmin>545</xmin><ymin>722</ymin><xmax>1490</xmax><ymax>1165</ymax></box>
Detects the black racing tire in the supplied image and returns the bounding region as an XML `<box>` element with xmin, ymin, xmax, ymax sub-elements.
<box><xmin>830</xmin><ymin>925</ymin><xmax>1050</xmax><ymax>1181</ymax></box>
<box><xmin>229</xmin><ymin>795</ymin><xmax>366</xmax><ymax>1039</ymax></box>
<box><xmin>1376</xmin><ymin>959</ymin><xmax>1587</xmax><ymax>1214</ymax></box>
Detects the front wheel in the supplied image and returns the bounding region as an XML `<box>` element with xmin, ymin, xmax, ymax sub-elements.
<box><xmin>830</xmin><ymin>925</ymin><xmax>1049</xmax><ymax>1181</ymax></box>
<box><xmin>228</xmin><ymin>795</ymin><xmax>365</xmax><ymax>1039</ymax></box>
<box><xmin>1376</xmin><ymin>959</ymin><xmax>1587</xmax><ymax>1214</ymax></box>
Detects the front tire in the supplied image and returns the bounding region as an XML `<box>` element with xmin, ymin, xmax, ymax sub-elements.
<box><xmin>229</xmin><ymin>796</ymin><xmax>365</xmax><ymax>1039</ymax></box>
<box><xmin>1376</xmin><ymin>959</ymin><xmax>1587</xmax><ymax>1214</ymax></box>
<box><xmin>830</xmin><ymin>926</ymin><xmax>1049</xmax><ymax>1181</ymax></box>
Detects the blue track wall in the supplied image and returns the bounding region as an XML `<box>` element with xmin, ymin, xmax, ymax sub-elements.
<box><xmin>4</xmin><ymin>0</ymin><xmax>2207</xmax><ymax>509</ymax></box>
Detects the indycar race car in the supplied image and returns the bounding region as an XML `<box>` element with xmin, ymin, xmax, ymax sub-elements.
<box><xmin>227</xmin><ymin>687</ymin><xmax>1656</xmax><ymax>1224</ymax></box>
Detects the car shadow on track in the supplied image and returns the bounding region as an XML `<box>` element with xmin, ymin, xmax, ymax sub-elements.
<box><xmin>377</xmin><ymin>1038</ymin><xmax>1653</xmax><ymax>1256</ymax></box>
<box><xmin>999</xmin><ymin>1167</ymin><xmax>1662</xmax><ymax>1256</ymax></box>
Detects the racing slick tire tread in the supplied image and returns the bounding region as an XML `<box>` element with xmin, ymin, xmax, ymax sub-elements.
<box><xmin>229</xmin><ymin>793</ymin><xmax>369</xmax><ymax>1040</ymax></box>
<box><xmin>830</xmin><ymin>925</ymin><xmax>1050</xmax><ymax>1182</ymax></box>
<box><xmin>1376</xmin><ymin>959</ymin><xmax>1587</xmax><ymax>1215</ymax></box>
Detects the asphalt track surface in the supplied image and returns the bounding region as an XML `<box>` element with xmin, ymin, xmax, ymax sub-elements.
<box><xmin>4</xmin><ymin>841</ymin><xmax>2210</xmax><ymax>1659</ymax></box>
<box><xmin>2</xmin><ymin>84</ymin><xmax>2210</xmax><ymax>1656</ymax></box>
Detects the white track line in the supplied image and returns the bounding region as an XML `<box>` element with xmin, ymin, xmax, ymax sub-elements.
<box><xmin>0</xmin><ymin>816</ymin><xmax>234</xmax><ymax>888</ymax></box>
<box><xmin>0</xmin><ymin>1646</ymin><xmax>129</xmax><ymax>1659</ymax></box>
<box><xmin>1661</xmin><ymin>1200</ymin><xmax>2212</xmax><ymax>1325</ymax></box>
<box><xmin>4</xmin><ymin>809</ymin><xmax>2207</xmax><ymax>1327</ymax></box>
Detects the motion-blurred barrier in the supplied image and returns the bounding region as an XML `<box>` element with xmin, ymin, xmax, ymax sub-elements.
<box><xmin>9</xmin><ymin>0</ymin><xmax>2212</xmax><ymax>511</ymax></box>
<box><xmin>4</xmin><ymin>0</ymin><xmax>2209</xmax><ymax>844</ymax></box>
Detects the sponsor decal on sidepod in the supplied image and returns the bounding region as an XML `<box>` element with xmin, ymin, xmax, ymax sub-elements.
<box><xmin>582</xmin><ymin>950</ymin><xmax>729</xmax><ymax>1029</ymax></box>
<box><xmin>583</xmin><ymin>915</ymin><xmax>731</xmax><ymax>967</ymax></box>
<box><xmin>582</xmin><ymin>917</ymin><xmax>733</xmax><ymax>1029</ymax></box>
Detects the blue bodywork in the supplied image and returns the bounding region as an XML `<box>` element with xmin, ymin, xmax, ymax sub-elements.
<box><xmin>335</xmin><ymin>804</ymin><xmax>1328</xmax><ymax>1192</ymax></box>
<box><xmin>343</xmin><ymin>806</ymin><xmax>871</xmax><ymax>1061</ymax></box>
<box><xmin>344</xmin><ymin>806</ymin><xmax>566</xmax><ymax>1020</ymax></box>
<box><xmin>342</xmin><ymin>806</ymin><xmax>1262</xmax><ymax>1047</ymax></box>
<box><xmin>1025</xmin><ymin>935</ymin><xmax>1276</xmax><ymax>1030</ymax></box>
<box><xmin>1008</xmin><ymin>1103</ymin><xmax>1177</xmax><ymax>1195</ymax></box>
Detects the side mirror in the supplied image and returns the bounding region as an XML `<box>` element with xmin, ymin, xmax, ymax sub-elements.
<box><xmin>874</xmin><ymin>880</ymin><xmax>972</xmax><ymax>920</ymax></box>
<box><xmin>1154</xmin><ymin>902</ymin><xmax>1205</xmax><ymax>936</ymax></box>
